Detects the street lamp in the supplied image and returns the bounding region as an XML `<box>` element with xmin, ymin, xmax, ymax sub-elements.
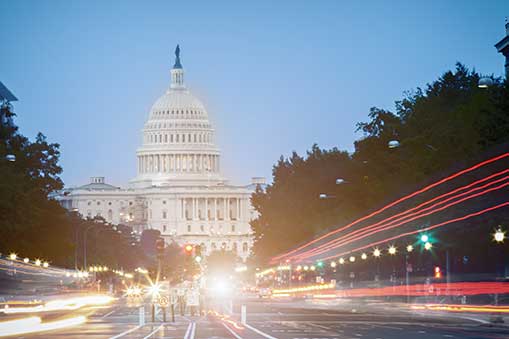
<box><xmin>406</xmin><ymin>245</ymin><xmax>414</xmax><ymax>253</ymax></box>
<box><xmin>349</xmin><ymin>256</ymin><xmax>356</xmax><ymax>263</ymax></box>
<box><xmin>388</xmin><ymin>246</ymin><xmax>397</xmax><ymax>255</ymax></box>
<box><xmin>388</xmin><ymin>140</ymin><xmax>400</xmax><ymax>149</ymax></box>
<box><xmin>420</xmin><ymin>234</ymin><xmax>429</xmax><ymax>243</ymax></box>
<box><xmin>424</xmin><ymin>242</ymin><xmax>433</xmax><ymax>251</ymax></box>
<box><xmin>330</xmin><ymin>261</ymin><xmax>337</xmax><ymax>268</ymax></box>
<box><xmin>339</xmin><ymin>258</ymin><xmax>345</xmax><ymax>264</ymax></box>
<box><xmin>478</xmin><ymin>76</ymin><xmax>494</xmax><ymax>88</ymax></box>
<box><xmin>373</xmin><ymin>248</ymin><xmax>381</xmax><ymax>257</ymax></box>
<box><xmin>361</xmin><ymin>253</ymin><xmax>368</xmax><ymax>260</ymax></box>
<box><xmin>494</xmin><ymin>228</ymin><xmax>505</xmax><ymax>243</ymax></box>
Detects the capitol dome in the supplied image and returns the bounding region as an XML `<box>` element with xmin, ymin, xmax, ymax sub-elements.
<box><xmin>131</xmin><ymin>45</ymin><xmax>223</xmax><ymax>188</ymax></box>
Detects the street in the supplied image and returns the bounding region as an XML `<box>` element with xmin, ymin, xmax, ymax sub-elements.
<box><xmin>8</xmin><ymin>298</ymin><xmax>509</xmax><ymax>339</ymax></box>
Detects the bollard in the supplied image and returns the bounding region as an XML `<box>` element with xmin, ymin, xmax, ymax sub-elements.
<box><xmin>139</xmin><ymin>306</ymin><xmax>145</xmax><ymax>326</ymax></box>
<box><xmin>241</xmin><ymin>305</ymin><xmax>246</xmax><ymax>325</ymax></box>
<box><xmin>151</xmin><ymin>304</ymin><xmax>155</xmax><ymax>322</ymax></box>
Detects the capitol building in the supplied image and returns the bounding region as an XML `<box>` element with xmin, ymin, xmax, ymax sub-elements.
<box><xmin>58</xmin><ymin>46</ymin><xmax>263</xmax><ymax>261</ymax></box>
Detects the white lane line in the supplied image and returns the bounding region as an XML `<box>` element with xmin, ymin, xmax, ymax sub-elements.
<box><xmin>244</xmin><ymin>323</ymin><xmax>279</xmax><ymax>339</ymax></box>
<box><xmin>190</xmin><ymin>322</ymin><xmax>196</xmax><ymax>339</ymax></box>
<box><xmin>183</xmin><ymin>322</ymin><xmax>193</xmax><ymax>339</ymax></box>
<box><xmin>108</xmin><ymin>325</ymin><xmax>142</xmax><ymax>339</ymax></box>
<box><xmin>223</xmin><ymin>323</ymin><xmax>243</xmax><ymax>339</ymax></box>
<box><xmin>102</xmin><ymin>309</ymin><xmax>116</xmax><ymax>318</ymax></box>
<box><xmin>143</xmin><ymin>324</ymin><xmax>164</xmax><ymax>339</ymax></box>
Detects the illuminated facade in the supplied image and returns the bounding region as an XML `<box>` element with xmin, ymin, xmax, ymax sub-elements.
<box><xmin>58</xmin><ymin>46</ymin><xmax>264</xmax><ymax>261</ymax></box>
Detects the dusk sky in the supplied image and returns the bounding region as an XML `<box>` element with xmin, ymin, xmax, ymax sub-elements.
<box><xmin>2</xmin><ymin>0</ymin><xmax>508</xmax><ymax>187</ymax></box>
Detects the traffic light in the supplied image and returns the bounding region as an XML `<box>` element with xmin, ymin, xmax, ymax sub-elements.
<box><xmin>184</xmin><ymin>244</ymin><xmax>194</xmax><ymax>255</ymax></box>
<box><xmin>156</xmin><ymin>238</ymin><xmax>165</xmax><ymax>260</ymax></box>
<box><xmin>434</xmin><ymin>266</ymin><xmax>441</xmax><ymax>278</ymax></box>
<box><xmin>194</xmin><ymin>245</ymin><xmax>202</xmax><ymax>263</ymax></box>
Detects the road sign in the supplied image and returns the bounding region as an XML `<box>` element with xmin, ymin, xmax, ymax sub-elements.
<box><xmin>157</xmin><ymin>296</ymin><xmax>169</xmax><ymax>307</ymax></box>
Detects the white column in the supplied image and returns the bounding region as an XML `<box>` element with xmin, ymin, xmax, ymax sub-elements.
<box><xmin>205</xmin><ymin>198</ymin><xmax>208</xmax><ymax>221</ymax></box>
<box><xmin>237</xmin><ymin>198</ymin><xmax>240</xmax><ymax>220</ymax></box>
<box><xmin>192</xmin><ymin>198</ymin><xmax>196</xmax><ymax>220</ymax></box>
<box><xmin>214</xmin><ymin>198</ymin><xmax>217</xmax><ymax>220</ymax></box>
<box><xmin>224</xmin><ymin>198</ymin><xmax>228</xmax><ymax>220</ymax></box>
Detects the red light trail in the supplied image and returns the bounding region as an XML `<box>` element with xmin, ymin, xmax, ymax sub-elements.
<box><xmin>270</xmin><ymin>153</ymin><xmax>509</xmax><ymax>264</ymax></box>
<box><xmin>293</xmin><ymin>178</ymin><xmax>509</xmax><ymax>260</ymax></box>
<box><xmin>319</xmin><ymin>201</ymin><xmax>509</xmax><ymax>261</ymax></box>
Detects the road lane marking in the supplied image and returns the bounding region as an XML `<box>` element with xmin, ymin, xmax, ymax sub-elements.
<box><xmin>108</xmin><ymin>325</ymin><xmax>142</xmax><ymax>339</ymax></box>
<box><xmin>190</xmin><ymin>322</ymin><xmax>196</xmax><ymax>339</ymax></box>
<box><xmin>223</xmin><ymin>323</ymin><xmax>243</xmax><ymax>339</ymax></box>
<box><xmin>102</xmin><ymin>309</ymin><xmax>116</xmax><ymax>318</ymax></box>
<box><xmin>184</xmin><ymin>322</ymin><xmax>193</xmax><ymax>339</ymax></box>
<box><xmin>244</xmin><ymin>323</ymin><xmax>279</xmax><ymax>339</ymax></box>
<box><xmin>143</xmin><ymin>324</ymin><xmax>164</xmax><ymax>339</ymax></box>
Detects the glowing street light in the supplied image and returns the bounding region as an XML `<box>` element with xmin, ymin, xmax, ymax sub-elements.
<box><xmin>330</xmin><ymin>261</ymin><xmax>337</xmax><ymax>268</ymax></box>
<box><xmin>339</xmin><ymin>258</ymin><xmax>345</xmax><ymax>264</ymax></box>
<box><xmin>420</xmin><ymin>234</ymin><xmax>429</xmax><ymax>243</ymax></box>
<box><xmin>310</xmin><ymin>265</ymin><xmax>316</xmax><ymax>271</ymax></box>
<box><xmin>424</xmin><ymin>242</ymin><xmax>433</xmax><ymax>251</ymax></box>
<box><xmin>373</xmin><ymin>248</ymin><xmax>381</xmax><ymax>257</ymax></box>
<box><xmin>23</xmin><ymin>257</ymin><xmax>30</xmax><ymax>263</ymax></box>
<box><xmin>494</xmin><ymin>228</ymin><xmax>505</xmax><ymax>243</ymax></box>
<box><xmin>9</xmin><ymin>253</ymin><xmax>17</xmax><ymax>261</ymax></box>
<box><xmin>388</xmin><ymin>246</ymin><xmax>397</xmax><ymax>255</ymax></box>
<box><xmin>349</xmin><ymin>256</ymin><xmax>356</xmax><ymax>263</ymax></box>
<box><xmin>361</xmin><ymin>253</ymin><xmax>368</xmax><ymax>260</ymax></box>
<box><xmin>34</xmin><ymin>259</ymin><xmax>41</xmax><ymax>266</ymax></box>
<box><xmin>296</xmin><ymin>265</ymin><xmax>302</xmax><ymax>271</ymax></box>
<box><xmin>303</xmin><ymin>265</ymin><xmax>309</xmax><ymax>271</ymax></box>
<box><xmin>43</xmin><ymin>262</ymin><xmax>49</xmax><ymax>268</ymax></box>
<box><xmin>406</xmin><ymin>245</ymin><xmax>414</xmax><ymax>253</ymax></box>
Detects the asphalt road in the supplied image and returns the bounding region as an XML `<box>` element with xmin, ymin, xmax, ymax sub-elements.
<box><xmin>7</xmin><ymin>298</ymin><xmax>509</xmax><ymax>339</ymax></box>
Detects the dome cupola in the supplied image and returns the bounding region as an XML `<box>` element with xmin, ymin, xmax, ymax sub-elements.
<box><xmin>131</xmin><ymin>46</ymin><xmax>223</xmax><ymax>188</ymax></box>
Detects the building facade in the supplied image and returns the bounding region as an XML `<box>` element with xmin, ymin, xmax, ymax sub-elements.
<box><xmin>58</xmin><ymin>47</ymin><xmax>264</xmax><ymax>261</ymax></box>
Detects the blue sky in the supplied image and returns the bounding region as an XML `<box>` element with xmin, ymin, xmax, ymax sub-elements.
<box><xmin>1</xmin><ymin>0</ymin><xmax>508</xmax><ymax>186</ymax></box>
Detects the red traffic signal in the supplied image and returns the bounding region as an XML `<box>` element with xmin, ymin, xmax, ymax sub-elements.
<box><xmin>434</xmin><ymin>266</ymin><xmax>441</xmax><ymax>278</ymax></box>
<box><xmin>184</xmin><ymin>244</ymin><xmax>194</xmax><ymax>254</ymax></box>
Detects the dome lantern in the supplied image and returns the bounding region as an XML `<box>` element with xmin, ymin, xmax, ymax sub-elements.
<box><xmin>171</xmin><ymin>45</ymin><xmax>185</xmax><ymax>89</ymax></box>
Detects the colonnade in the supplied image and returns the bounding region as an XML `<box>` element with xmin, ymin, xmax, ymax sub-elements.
<box><xmin>138</xmin><ymin>153</ymin><xmax>219</xmax><ymax>174</ymax></box>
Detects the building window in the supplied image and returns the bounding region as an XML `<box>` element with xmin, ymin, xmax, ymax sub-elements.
<box><xmin>162</xmin><ymin>211</ymin><xmax>167</xmax><ymax>219</ymax></box>
<box><xmin>221</xmin><ymin>242</ymin><xmax>227</xmax><ymax>249</ymax></box>
<box><xmin>108</xmin><ymin>202</ymin><xmax>112</xmax><ymax>206</ymax></box>
<box><xmin>87</xmin><ymin>201</ymin><xmax>91</xmax><ymax>206</ymax></box>
<box><xmin>242</xmin><ymin>242</ymin><xmax>248</xmax><ymax>253</ymax></box>
<box><xmin>187</xmin><ymin>225</ymin><xmax>191</xmax><ymax>232</ymax></box>
<box><xmin>200</xmin><ymin>225</ymin><xmax>204</xmax><ymax>232</ymax></box>
<box><xmin>163</xmin><ymin>225</ymin><xmax>167</xmax><ymax>232</ymax></box>
<box><xmin>96</xmin><ymin>211</ymin><xmax>102</xmax><ymax>217</ymax></box>
<box><xmin>129</xmin><ymin>201</ymin><xmax>133</xmax><ymax>206</ymax></box>
<box><xmin>163</xmin><ymin>200</ymin><xmax>166</xmax><ymax>204</ymax></box>
<box><xmin>108</xmin><ymin>209</ymin><xmax>113</xmax><ymax>220</ymax></box>
<box><xmin>212</xmin><ymin>242</ymin><xmax>217</xmax><ymax>250</ymax></box>
<box><xmin>233</xmin><ymin>242</ymin><xmax>238</xmax><ymax>253</ymax></box>
<box><xmin>87</xmin><ymin>210</ymin><xmax>92</xmax><ymax>218</ymax></box>
<box><xmin>231</xmin><ymin>225</ymin><xmax>235</xmax><ymax>232</ymax></box>
<box><xmin>129</xmin><ymin>212</ymin><xmax>133</xmax><ymax>219</ymax></box>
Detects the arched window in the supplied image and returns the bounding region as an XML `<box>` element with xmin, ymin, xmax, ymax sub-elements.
<box><xmin>163</xmin><ymin>225</ymin><xmax>167</xmax><ymax>232</ymax></box>
<box><xmin>231</xmin><ymin>225</ymin><xmax>235</xmax><ymax>232</ymax></box>
<box><xmin>242</xmin><ymin>242</ymin><xmax>248</xmax><ymax>253</ymax></box>
<box><xmin>233</xmin><ymin>242</ymin><xmax>238</xmax><ymax>253</ymax></box>
<box><xmin>162</xmin><ymin>211</ymin><xmax>167</xmax><ymax>219</ymax></box>
<box><xmin>187</xmin><ymin>225</ymin><xmax>191</xmax><ymax>232</ymax></box>
<box><xmin>221</xmin><ymin>242</ymin><xmax>227</xmax><ymax>249</ymax></box>
<box><xmin>200</xmin><ymin>243</ymin><xmax>206</xmax><ymax>253</ymax></box>
<box><xmin>108</xmin><ymin>209</ymin><xmax>113</xmax><ymax>220</ymax></box>
<box><xmin>164</xmin><ymin>134</ymin><xmax>168</xmax><ymax>143</ymax></box>
<box><xmin>171</xmin><ymin>134</ymin><xmax>174</xmax><ymax>143</ymax></box>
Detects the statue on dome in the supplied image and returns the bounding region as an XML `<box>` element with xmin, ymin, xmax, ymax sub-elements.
<box><xmin>173</xmin><ymin>44</ymin><xmax>182</xmax><ymax>69</ymax></box>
